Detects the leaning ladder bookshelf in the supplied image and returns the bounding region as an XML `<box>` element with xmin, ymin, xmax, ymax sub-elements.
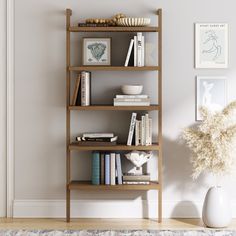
<box><xmin>66</xmin><ymin>8</ymin><xmax>162</xmax><ymax>222</ymax></box>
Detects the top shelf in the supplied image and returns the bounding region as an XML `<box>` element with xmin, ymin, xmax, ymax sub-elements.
<box><xmin>68</xmin><ymin>26</ymin><xmax>159</xmax><ymax>33</ymax></box>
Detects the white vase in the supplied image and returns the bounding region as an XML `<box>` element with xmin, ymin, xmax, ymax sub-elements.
<box><xmin>202</xmin><ymin>186</ymin><xmax>231</xmax><ymax>228</ymax></box>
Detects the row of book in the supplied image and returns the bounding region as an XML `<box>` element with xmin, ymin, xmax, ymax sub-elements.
<box><xmin>71</xmin><ymin>71</ymin><xmax>91</xmax><ymax>106</ymax></box>
<box><xmin>127</xmin><ymin>113</ymin><xmax>152</xmax><ymax>146</ymax></box>
<box><xmin>92</xmin><ymin>151</ymin><xmax>151</xmax><ymax>185</ymax></box>
<box><xmin>113</xmin><ymin>94</ymin><xmax>150</xmax><ymax>106</ymax></box>
<box><xmin>124</xmin><ymin>32</ymin><xmax>145</xmax><ymax>67</ymax></box>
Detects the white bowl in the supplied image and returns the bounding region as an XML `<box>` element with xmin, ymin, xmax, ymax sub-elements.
<box><xmin>121</xmin><ymin>85</ymin><xmax>143</xmax><ymax>95</ymax></box>
<box><xmin>117</xmin><ymin>18</ymin><xmax>151</xmax><ymax>27</ymax></box>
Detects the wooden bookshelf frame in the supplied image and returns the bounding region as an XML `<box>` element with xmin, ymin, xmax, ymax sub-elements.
<box><xmin>66</xmin><ymin>8</ymin><xmax>163</xmax><ymax>222</ymax></box>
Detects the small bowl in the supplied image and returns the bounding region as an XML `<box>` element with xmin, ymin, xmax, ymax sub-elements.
<box><xmin>121</xmin><ymin>85</ymin><xmax>143</xmax><ymax>95</ymax></box>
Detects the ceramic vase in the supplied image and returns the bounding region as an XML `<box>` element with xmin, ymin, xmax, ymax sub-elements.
<box><xmin>202</xmin><ymin>186</ymin><xmax>231</xmax><ymax>228</ymax></box>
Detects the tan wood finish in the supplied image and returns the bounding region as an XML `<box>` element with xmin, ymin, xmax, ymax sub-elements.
<box><xmin>69</xmin><ymin>66</ymin><xmax>159</xmax><ymax>71</ymax></box>
<box><xmin>69</xmin><ymin>143</ymin><xmax>159</xmax><ymax>151</ymax></box>
<box><xmin>0</xmin><ymin>218</ymin><xmax>221</xmax><ymax>230</ymax></box>
<box><xmin>69</xmin><ymin>105</ymin><xmax>159</xmax><ymax>111</ymax></box>
<box><xmin>69</xmin><ymin>26</ymin><xmax>159</xmax><ymax>32</ymax></box>
<box><xmin>65</xmin><ymin>9</ymin><xmax>163</xmax><ymax>222</ymax></box>
<box><xmin>69</xmin><ymin>181</ymin><xmax>160</xmax><ymax>190</ymax></box>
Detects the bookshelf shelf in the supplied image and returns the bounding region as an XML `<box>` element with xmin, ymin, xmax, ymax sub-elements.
<box><xmin>69</xmin><ymin>143</ymin><xmax>160</xmax><ymax>151</ymax></box>
<box><xmin>69</xmin><ymin>66</ymin><xmax>159</xmax><ymax>72</ymax></box>
<box><xmin>69</xmin><ymin>105</ymin><xmax>160</xmax><ymax>111</ymax></box>
<box><xmin>69</xmin><ymin>181</ymin><xmax>160</xmax><ymax>190</ymax></box>
<box><xmin>66</xmin><ymin>8</ymin><xmax>163</xmax><ymax>223</ymax></box>
<box><xmin>69</xmin><ymin>26</ymin><xmax>159</xmax><ymax>32</ymax></box>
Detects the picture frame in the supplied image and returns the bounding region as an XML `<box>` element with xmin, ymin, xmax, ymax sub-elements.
<box><xmin>82</xmin><ymin>38</ymin><xmax>111</xmax><ymax>66</ymax></box>
<box><xmin>195</xmin><ymin>23</ymin><xmax>228</xmax><ymax>68</ymax></box>
<box><xmin>196</xmin><ymin>76</ymin><xmax>227</xmax><ymax>121</ymax></box>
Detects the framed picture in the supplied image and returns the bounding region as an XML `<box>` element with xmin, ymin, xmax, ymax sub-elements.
<box><xmin>196</xmin><ymin>76</ymin><xmax>227</xmax><ymax>121</ymax></box>
<box><xmin>82</xmin><ymin>38</ymin><xmax>111</xmax><ymax>66</ymax></box>
<box><xmin>195</xmin><ymin>23</ymin><xmax>228</xmax><ymax>68</ymax></box>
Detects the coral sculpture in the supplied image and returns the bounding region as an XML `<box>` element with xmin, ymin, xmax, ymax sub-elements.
<box><xmin>182</xmin><ymin>101</ymin><xmax>236</xmax><ymax>179</ymax></box>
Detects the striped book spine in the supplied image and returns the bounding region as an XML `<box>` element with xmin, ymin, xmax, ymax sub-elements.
<box><xmin>105</xmin><ymin>153</ymin><xmax>110</xmax><ymax>185</ymax></box>
<box><xmin>91</xmin><ymin>152</ymin><xmax>100</xmax><ymax>185</ymax></box>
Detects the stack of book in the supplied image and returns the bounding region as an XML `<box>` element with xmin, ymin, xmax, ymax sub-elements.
<box><xmin>124</xmin><ymin>32</ymin><xmax>145</xmax><ymax>67</ymax></box>
<box><xmin>127</xmin><ymin>113</ymin><xmax>152</xmax><ymax>146</ymax></box>
<box><xmin>123</xmin><ymin>174</ymin><xmax>150</xmax><ymax>185</ymax></box>
<box><xmin>113</xmin><ymin>95</ymin><xmax>150</xmax><ymax>106</ymax></box>
<box><xmin>91</xmin><ymin>152</ymin><xmax>123</xmax><ymax>185</ymax></box>
<box><xmin>71</xmin><ymin>71</ymin><xmax>91</xmax><ymax>106</ymax></box>
<box><xmin>76</xmin><ymin>133</ymin><xmax>118</xmax><ymax>146</ymax></box>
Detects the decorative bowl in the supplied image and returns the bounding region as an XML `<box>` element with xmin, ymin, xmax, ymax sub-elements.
<box><xmin>117</xmin><ymin>17</ymin><xmax>151</xmax><ymax>27</ymax></box>
<box><xmin>121</xmin><ymin>85</ymin><xmax>143</xmax><ymax>95</ymax></box>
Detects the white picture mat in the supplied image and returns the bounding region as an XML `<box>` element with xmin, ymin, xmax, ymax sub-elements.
<box><xmin>196</xmin><ymin>76</ymin><xmax>227</xmax><ymax>121</ymax></box>
<box><xmin>195</xmin><ymin>23</ymin><xmax>228</xmax><ymax>68</ymax></box>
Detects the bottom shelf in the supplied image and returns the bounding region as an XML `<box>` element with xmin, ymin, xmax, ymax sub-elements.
<box><xmin>68</xmin><ymin>181</ymin><xmax>160</xmax><ymax>191</ymax></box>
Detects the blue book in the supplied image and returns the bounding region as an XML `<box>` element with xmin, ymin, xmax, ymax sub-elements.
<box><xmin>105</xmin><ymin>153</ymin><xmax>110</xmax><ymax>185</ymax></box>
<box><xmin>92</xmin><ymin>152</ymin><xmax>100</xmax><ymax>185</ymax></box>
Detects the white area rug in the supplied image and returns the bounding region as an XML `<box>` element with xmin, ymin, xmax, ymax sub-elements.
<box><xmin>0</xmin><ymin>230</ymin><xmax>236</xmax><ymax>236</ymax></box>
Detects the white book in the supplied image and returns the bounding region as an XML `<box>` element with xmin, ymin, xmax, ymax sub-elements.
<box><xmin>134</xmin><ymin>36</ymin><xmax>137</xmax><ymax>66</ymax></box>
<box><xmin>145</xmin><ymin>114</ymin><xmax>149</xmax><ymax>146</ymax></box>
<box><xmin>141</xmin><ymin>35</ymin><xmax>145</xmax><ymax>66</ymax></box>
<box><xmin>137</xmin><ymin>32</ymin><xmax>142</xmax><ymax>67</ymax></box>
<box><xmin>127</xmin><ymin>113</ymin><xmax>137</xmax><ymax>146</ymax></box>
<box><xmin>116</xmin><ymin>95</ymin><xmax>148</xmax><ymax>99</ymax></box>
<box><xmin>115</xmin><ymin>153</ymin><xmax>122</xmax><ymax>185</ymax></box>
<box><xmin>83</xmin><ymin>133</ymin><xmax>114</xmax><ymax>138</ymax></box>
<box><xmin>81</xmin><ymin>71</ymin><xmax>90</xmax><ymax>106</ymax></box>
<box><xmin>114</xmin><ymin>98</ymin><xmax>150</xmax><ymax>102</ymax></box>
<box><xmin>149</xmin><ymin>118</ymin><xmax>152</xmax><ymax>145</ymax></box>
<box><xmin>114</xmin><ymin>101</ymin><xmax>150</xmax><ymax>106</ymax></box>
<box><xmin>124</xmin><ymin>39</ymin><xmax>134</xmax><ymax>67</ymax></box>
<box><xmin>135</xmin><ymin>120</ymin><xmax>140</xmax><ymax>146</ymax></box>
<box><xmin>141</xmin><ymin>115</ymin><xmax>145</xmax><ymax>146</ymax></box>
<box><xmin>110</xmin><ymin>153</ymin><xmax>116</xmax><ymax>185</ymax></box>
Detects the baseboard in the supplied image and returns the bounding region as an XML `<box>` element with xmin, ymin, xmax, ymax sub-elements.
<box><xmin>13</xmin><ymin>199</ymin><xmax>206</xmax><ymax>218</ymax></box>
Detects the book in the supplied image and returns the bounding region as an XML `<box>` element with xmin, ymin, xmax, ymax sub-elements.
<box><xmin>75</xmin><ymin>141</ymin><xmax>117</xmax><ymax>146</ymax></box>
<box><xmin>137</xmin><ymin>32</ymin><xmax>142</xmax><ymax>67</ymax></box>
<box><xmin>91</xmin><ymin>152</ymin><xmax>100</xmax><ymax>185</ymax></box>
<box><xmin>123</xmin><ymin>174</ymin><xmax>150</xmax><ymax>181</ymax></box>
<box><xmin>127</xmin><ymin>112</ymin><xmax>137</xmax><ymax>146</ymax></box>
<box><xmin>149</xmin><ymin>118</ymin><xmax>152</xmax><ymax>145</ymax></box>
<box><xmin>135</xmin><ymin>120</ymin><xmax>140</xmax><ymax>146</ymax></box>
<box><xmin>114</xmin><ymin>101</ymin><xmax>150</xmax><ymax>106</ymax></box>
<box><xmin>141</xmin><ymin>35</ymin><xmax>145</xmax><ymax>66</ymax></box>
<box><xmin>124</xmin><ymin>39</ymin><xmax>134</xmax><ymax>67</ymax></box>
<box><xmin>81</xmin><ymin>71</ymin><xmax>91</xmax><ymax>106</ymax></box>
<box><xmin>141</xmin><ymin>115</ymin><xmax>145</xmax><ymax>146</ymax></box>
<box><xmin>76</xmin><ymin>136</ymin><xmax>118</xmax><ymax>142</ymax></box>
<box><xmin>145</xmin><ymin>114</ymin><xmax>149</xmax><ymax>146</ymax></box>
<box><xmin>100</xmin><ymin>153</ymin><xmax>105</xmax><ymax>185</ymax></box>
<box><xmin>78</xmin><ymin>23</ymin><xmax>109</xmax><ymax>27</ymax></box>
<box><xmin>115</xmin><ymin>153</ymin><xmax>122</xmax><ymax>185</ymax></box>
<box><xmin>105</xmin><ymin>153</ymin><xmax>110</xmax><ymax>185</ymax></box>
<box><xmin>82</xmin><ymin>133</ymin><xmax>114</xmax><ymax>138</ymax></box>
<box><xmin>71</xmin><ymin>74</ymin><xmax>81</xmax><ymax>106</ymax></box>
<box><xmin>116</xmin><ymin>95</ymin><xmax>148</xmax><ymax>99</ymax></box>
<box><xmin>110</xmin><ymin>153</ymin><xmax>116</xmax><ymax>185</ymax></box>
<box><xmin>114</xmin><ymin>98</ymin><xmax>150</xmax><ymax>102</ymax></box>
<box><xmin>123</xmin><ymin>181</ymin><xmax>150</xmax><ymax>185</ymax></box>
<box><xmin>134</xmin><ymin>36</ymin><xmax>137</xmax><ymax>66</ymax></box>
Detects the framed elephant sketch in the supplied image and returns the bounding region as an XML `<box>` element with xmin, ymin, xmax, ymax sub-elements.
<box><xmin>195</xmin><ymin>23</ymin><xmax>228</xmax><ymax>68</ymax></box>
<box><xmin>196</xmin><ymin>76</ymin><xmax>227</xmax><ymax>121</ymax></box>
<box><xmin>82</xmin><ymin>38</ymin><xmax>111</xmax><ymax>66</ymax></box>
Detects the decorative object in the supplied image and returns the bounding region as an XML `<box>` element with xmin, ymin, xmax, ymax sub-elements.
<box><xmin>195</xmin><ymin>23</ymin><xmax>228</xmax><ymax>68</ymax></box>
<box><xmin>196</xmin><ymin>76</ymin><xmax>227</xmax><ymax>121</ymax></box>
<box><xmin>117</xmin><ymin>17</ymin><xmax>151</xmax><ymax>27</ymax></box>
<box><xmin>82</xmin><ymin>38</ymin><xmax>111</xmax><ymax>66</ymax></box>
<box><xmin>183</xmin><ymin>101</ymin><xmax>236</xmax><ymax>227</ymax></box>
<box><xmin>121</xmin><ymin>85</ymin><xmax>143</xmax><ymax>95</ymax></box>
<box><xmin>202</xmin><ymin>186</ymin><xmax>231</xmax><ymax>228</ymax></box>
<box><xmin>125</xmin><ymin>151</ymin><xmax>151</xmax><ymax>175</ymax></box>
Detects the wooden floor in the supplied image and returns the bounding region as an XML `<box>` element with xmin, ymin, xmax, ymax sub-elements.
<box><xmin>0</xmin><ymin>218</ymin><xmax>236</xmax><ymax>230</ymax></box>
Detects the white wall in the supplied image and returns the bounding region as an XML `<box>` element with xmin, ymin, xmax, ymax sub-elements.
<box><xmin>14</xmin><ymin>0</ymin><xmax>236</xmax><ymax>218</ymax></box>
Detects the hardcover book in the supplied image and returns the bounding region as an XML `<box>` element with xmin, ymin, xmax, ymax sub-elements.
<box><xmin>110</xmin><ymin>153</ymin><xmax>116</xmax><ymax>185</ymax></box>
<box><xmin>105</xmin><ymin>153</ymin><xmax>110</xmax><ymax>185</ymax></box>
<box><xmin>100</xmin><ymin>153</ymin><xmax>105</xmax><ymax>185</ymax></box>
<box><xmin>127</xmin><ymin>113</ymin><xmax>137</xmax><ymax>146</ymax></box>
<box><xmin>92</xmin><ymin>152</ymin><xmax>100</xmax><ymax>185</ymax></box>
<box><xmin>115</xmin><ymin>153</ymin><xmax>122</xmax><ymax>185</ymax></box>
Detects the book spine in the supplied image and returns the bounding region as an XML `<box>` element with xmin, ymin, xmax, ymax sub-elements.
<box><xmin>115</xmin><ymin>153</ymin><xmax>122</xmax><ymax>185</ymax></box>
<box><xmin>105</xmin><ymin>154</ymin><xmax>110</xmax><ymax>185</ymax></box>
<box><xmin>91</xmin><ymin>152</ymin><xmax>100</xmax><ymax>185</ymax></box>
<box><xmin>139</xmin><ymin>121</ymin><xmax>142</xmax><ymax>146</ymax></box>
<box><xmin>114</xmin><ymin>102</ymin><xmax>150</xmax><ymax>106</ymax></box>
<box><xmin>81</xmin><ymin>137</ymin><xmax>115</xmax><ymax>142</ymax></box>
<box><xmin>137</xmin><ymin>32</ymin><xmax>142</xmax><ymax>67</ymax></box>
<box><xmin>127</xmin><ymin>113</ymin><xmax>137</xmax><ymax>146</ymax></box>
<box><xmin>83</xmin><ymin>133</ymin><xmax>114</xmax><ymax>138</ymax></box>
<box><xmin>124</xmin><ymin>39</ymin><xmax>134</xmax><ymax>67</ymax></box>
<box><xmin>81</xmin><ymin>71</ymin><xmax>90</xmax><ymax>106</ymax></box>
<box><xmin>123</xmin><ymin>181</ymin><xmax>150</xmax><ymax>185</ymax></box>
<box><xmin>141</xmin><ymin>115</ymin><xmax>145</xmax><ymax>146</ymax></box>
<box><xmin>134</xmin><ymin>36</ymin><xmax>137</xmax><ymax>66</ymax></box>
<box><xmin>145</xmin><ymin>114</ymin><xmax>149</xmax><ymax>146</ymax></box>
<box><xmin>135</xmin><ymin>120</ymin><xmax>140</xmax><ymax>146</ymax></box>
<box><xmin>141</xmin><ymin>35</ymin><xmax>145</xmax><ymax>66</ymax></box>
<box><xmin>114</xmin><ymin>98</ymin><xmax>150</xmax><ymax>102</ymax></box>
<box><xmin>116</xmin><ymin>95</ymin><xmax>148</xmax><ymax>99</ymax></box>
<box><xmin>110</xmin><ymin>153</ymin><xmax>116</xmax><ymax>185</ymax></box>
<box><xmin>100</xmin><ymin>153</ymin><xmax>105</xmax><ymax>185</ymax></box>
<box><xmin>149</xmin><ymin>118</ymin><xmax>152</xmax><ymax>145</ymax></box>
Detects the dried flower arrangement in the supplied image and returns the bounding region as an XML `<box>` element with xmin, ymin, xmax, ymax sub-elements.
<box><xmin>183</xmin><ymin>101</ymin><xmax>236</xmax><ymax>179</ymax></box>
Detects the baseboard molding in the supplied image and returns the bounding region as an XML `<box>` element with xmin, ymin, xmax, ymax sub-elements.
<box><xmin>13</xmin><ymin>199</ymin><xmax>207</xmax><ymax>218</ymax></box>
